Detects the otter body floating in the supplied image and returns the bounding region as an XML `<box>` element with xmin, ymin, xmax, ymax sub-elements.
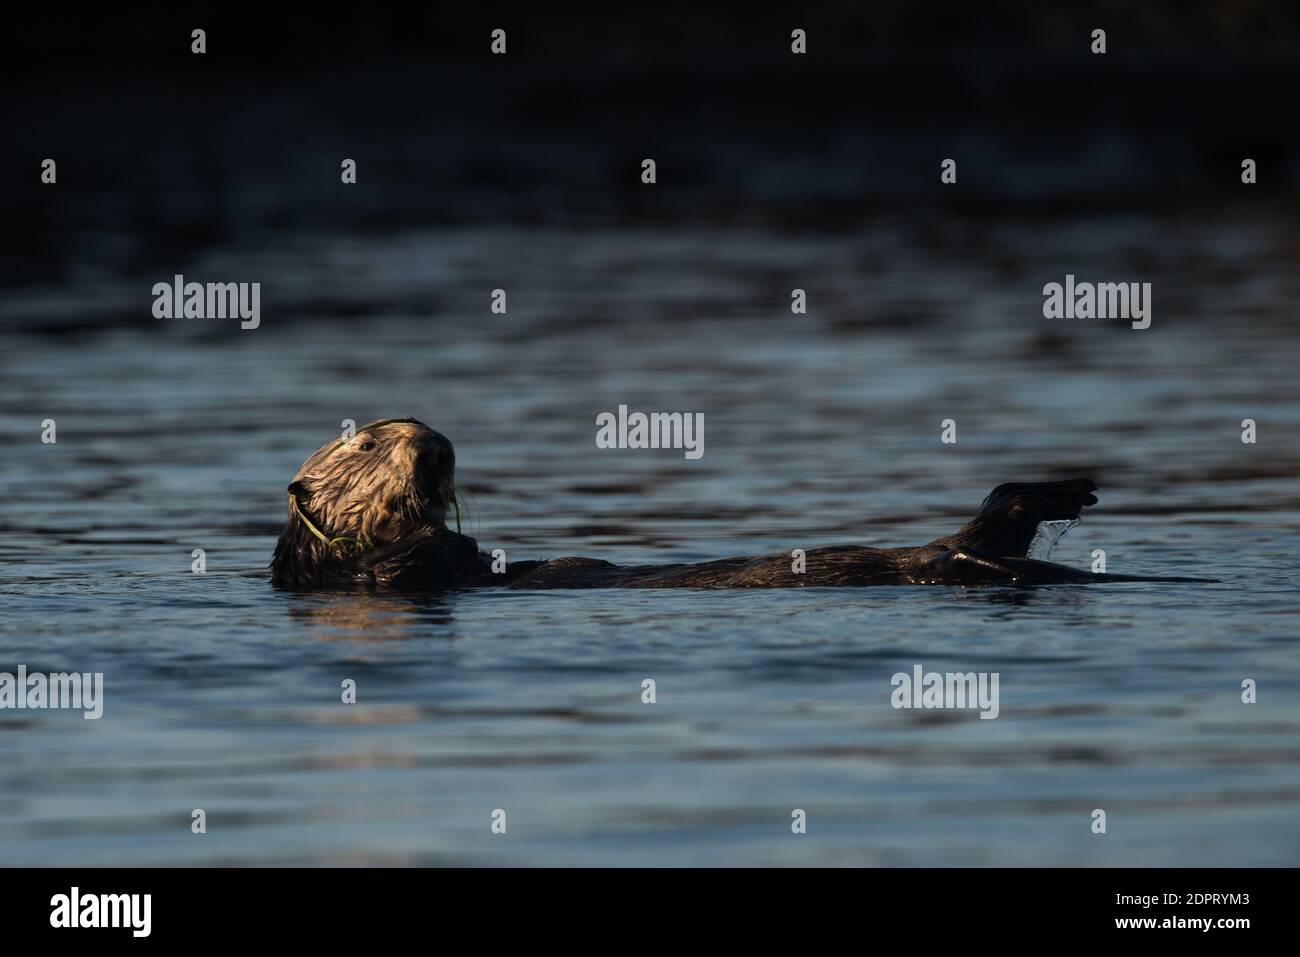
<box><xmin>270</xmin><ymin>418</ymin><xmax>1217</xmax><ymax>590</ymax></box>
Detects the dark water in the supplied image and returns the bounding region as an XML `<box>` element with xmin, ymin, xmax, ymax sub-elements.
<box><xmin>2</xmin><ymin>212</ymin><xmax>1299</xmax><ymax>865</ymax></box>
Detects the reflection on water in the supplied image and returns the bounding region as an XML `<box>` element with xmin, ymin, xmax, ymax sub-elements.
<box><xmin>1</xmin><ymin>213</ymin><xmax>1298</xmax><ymax>866</ymax></box>
<box><xmin>286</xmin><ymin>594</ymin><xmax>458</xmax><ymax>642</ymax></box>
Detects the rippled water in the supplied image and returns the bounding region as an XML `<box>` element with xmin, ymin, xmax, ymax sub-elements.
<box><xmin>2</xmin><ymin>214</ymin><xmax>1298</xmax><ymax>865</ymax></box>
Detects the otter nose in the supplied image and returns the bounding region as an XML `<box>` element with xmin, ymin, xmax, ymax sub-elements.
<box><xmin>417</xmin><ymin>434</ymin><xmax>454</xmax><ymax>469</ymax></box>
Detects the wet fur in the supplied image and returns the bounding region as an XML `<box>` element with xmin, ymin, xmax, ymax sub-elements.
<box><xmin>271</xmin><ymin>418</ymin><xmax>469</xmax><ymax>589</ymax></box>
<box><xmin>271</xmin><ymin>422</ymin><xmax>1215</xmax><ymax>590</ymax></box>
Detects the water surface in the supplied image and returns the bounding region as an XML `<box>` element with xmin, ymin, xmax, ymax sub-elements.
<box><xmin>2</xmin><ymin>215</ymin><xmax>1298</xmax><ymax>865</ymax></box>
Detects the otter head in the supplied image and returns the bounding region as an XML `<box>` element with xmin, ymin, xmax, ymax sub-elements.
<box><xmin>270</xmin><ymin>418</ymin><xmax>457</xmax><ymax>588</ymax></box>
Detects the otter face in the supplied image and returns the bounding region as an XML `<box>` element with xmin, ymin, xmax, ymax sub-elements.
<box><xmin>286</xmin><ymin>418</ymin><xmax>456</xmax><ymax>550</ymax></box>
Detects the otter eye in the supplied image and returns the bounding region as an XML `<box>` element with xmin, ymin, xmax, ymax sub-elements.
<box><xmin>358</xmin><ymin>440</ymin><xmax>376</xmax><ymax>452</ymax></box>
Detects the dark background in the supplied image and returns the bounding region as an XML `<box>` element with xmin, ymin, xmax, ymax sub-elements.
<box><xmin>4</xmin><ymin>2</ymin><xmax>1299</xmax><ymax>314</ymax></box>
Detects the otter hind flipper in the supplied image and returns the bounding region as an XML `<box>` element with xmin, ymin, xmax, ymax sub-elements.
<box><xmin>935</xmin><ymin>478</ymin><xmax>1100</xmax><ymax>558</ymax></box>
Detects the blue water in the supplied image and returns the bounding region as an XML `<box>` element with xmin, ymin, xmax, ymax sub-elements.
<box><xmin>2</xmin><ymin>216</ymin><xmax>1298</xmax><ymax>865</ymax></box>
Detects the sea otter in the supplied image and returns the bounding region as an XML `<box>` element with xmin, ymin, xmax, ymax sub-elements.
<box><xmin>270</xmin><ymin>417</ymin><xmax>1216</xmax><ymax>590</ymax></box>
